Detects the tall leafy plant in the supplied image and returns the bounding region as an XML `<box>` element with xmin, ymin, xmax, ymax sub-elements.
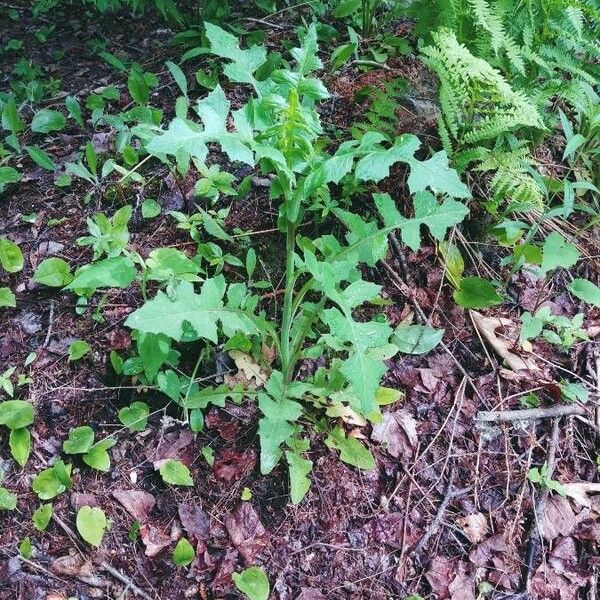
<box><xmin>107</xmin><ymin>24</ymin><xmax>470</xmax><ymax>501</ymax></box>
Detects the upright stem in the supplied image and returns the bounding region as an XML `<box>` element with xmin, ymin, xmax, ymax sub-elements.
<box><xmin>280</xmin><ymin>220</ymin><xmax>297</xmax><ymax>382</ymax></box>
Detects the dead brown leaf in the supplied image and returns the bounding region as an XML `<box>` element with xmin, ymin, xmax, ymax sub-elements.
<box><xmin>112</xmin><ymin>490</ymin><xmax>156</xmax><ymax>522</ymax></box>
<box><xmin>50</xmin><ymin>555</ymin><xmax>92</xmax><ymax>578</ymax></box>
<box><xmin>152</xmin><ymin>428</ymin><xmax>194</xmax><ymax>468</ymax></box>
<box><xmin>470</xmin><ymin>311</ymin><xmax>540</xmax><ymax>372</ymax></box>
<box><xmin>70</xmin><ymin>493</ymin><xmax>99</xmax><ymax>512</ymax></box>
<box><xmin>544</xmin><ymin>496</ymin><xmax>578</xmax><ymax>541</ymax></box>
<box><xmin>562</xmin><ymin>482</ymin><xmax>600</xmax><ymax>508</ymax></box>
<box><xmin>178</xmin><ymin>503</ymin><xmax>210</xmax><ymax>541</ymax></box>
<box><xmin>213</xmin><ymin>448</ymin><xmax>256</xmax><ymax>483</ymax></box>
<box><xmin>457</xmin><ymin>512</ymin><xmax>489</xmax><ymax>544</ymax></box>
<box><xmin>448</xmin><ymin>561</ymin><xmax>476</xmax><ymax>600</ymax></box>
<box><xmin>228</xmin><ymin>350</ymin><xmax>268</xmax><ymax>387</ymax></box>
<box><xmin>425</xmin><ymin>556</ymin><xmax>455</xmax><ymax>599</ymax></box>
<box><xmin>371</xmin><ymin>409</ymin><xmax>418</xmax><ymax>458</ymax></box>
<box><xmin>139</xmin><ymin>524</ymin><xmax>171</xmax><ymax>557</ymax></box>
<box><xmin>224</xmin><ymin>503</ymin><xmax>269</xmax><ymax>564</ymax></box>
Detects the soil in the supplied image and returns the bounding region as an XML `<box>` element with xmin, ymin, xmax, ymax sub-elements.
<box><xmin>1</xmin><ymin>4</ymin><xmax>599</xmax><ymax>600</ymax></box>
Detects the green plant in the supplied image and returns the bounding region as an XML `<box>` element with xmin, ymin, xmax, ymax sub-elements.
<box><xmin>0</xmin><ymin>473</ymin><xmax>17</xmax><ymax>511</ymax></box>
<box><xmin>76</xmin><ymin>505</ymin><xmax>108</xmax><ymax>547</ymax></box>
<box><xmin>527</xmin><ymin>462</ymin><xmax>565</xmax><ymax>496</ymax></box>
<box><xmin>520</xmin><ymin>306</ymin><xmax>588</xmax><ymax>350</ymax></box>
<box><xmin>334</xmin><ymin>0</ymin><xmax>403</xmax><ymax>37</ymax></box>
<box><xmin>0</xmin><ymin>399</ymin><xmax>34</xmax><ymax>467</ymax></box>
<box><xmin>351</xmin><ymin>78</ymin><xmax>408</xmax><ymax>140</ymax></box>
<box><xmin>421</xmin><ymin>28</ymin><xmax>546</xmax><ymax>208</ymax></box>
<box><xmin>233</xmin><ymin>566</ymin><xmax>270</xmax><ymax>600</ymax></box>
<box><xmin>172</xmin><ymin>538</ymin><xmax>195</xmax><ymax>567</ymax></box>
<box><xmin>77</xmin><ymin>205</ymin><xmax>132</xmax><ymax>260</ymax></box>
<box><xmin>94</xmin><ymin>23</ymin><xmax>471</xmax><ymax>502</ymax></box>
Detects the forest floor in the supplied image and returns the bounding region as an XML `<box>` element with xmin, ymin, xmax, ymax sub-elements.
<box><xmin>1</xmin><ymin>4</ymin><xmax>599</xmax><ymax>600</ymax></box>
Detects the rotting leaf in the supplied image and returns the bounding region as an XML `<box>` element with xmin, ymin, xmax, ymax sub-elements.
<box><xmin>113</xmin><ymin>490</ymin><xmax>156</xmax><ymax>521</ymax></box>
<box><xmin>470</xmin><ymin>311</ymin><xmax>539</xmax><ymax>372</ymax></box>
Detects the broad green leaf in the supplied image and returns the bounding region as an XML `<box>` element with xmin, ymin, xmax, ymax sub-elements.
<box><xmin>159</xmin><ymin>459</ymin><xmax>193</xmax><ymax>486</ymax></box>
<box><xmin>560</xmin><ymin>381</ymin><xmax>588</xmax><ymax>403</ymax></box>
<box><xmin>33</xmin><ymin>257</ymin><xmax>73</xmax><ymax>287</ymax></box>
<box><xmin>334</xmin><ymin>0</ymin><xmax>361</xmax><ymax>17</ymax></box>
<box><xmin>76</xmin><ymin>506</ymin><xmax>107</xmax><ymax>547</ymax></box>
<box><xmin>0</xmin><ymin>400</ymin><xmax>34</xmax><ymax>429</ymax></box>
<box><xmin>376</xmin><ymin>387</ymin><xmax>404</xmax><ymax>405</ymax></box>
<box><xmin>128</xmin><ymin>68</ymin><xmax>150</xmax><ymax>104</ymax></box>
<box><xmin>393</xmin><ymin>325</ymin><xmax>444</xmax><ymax>354</ymax></box>
<box><xmin>63</xmin><ymin>425</ymin><xmax>95</xmax><ymax>454</ymax></box>
<box><xmin>166</xmin><ymin>61</ymin><xmax>188</xmax><ymax>97</ymax></box>
<box><xmin>232</xmin><ymin>566</ymin><xmax>270</xmax><ymax>600</ymax></box>
<box><xmin>19</xmin><ymin>537</ymin><xmax>32</xmax><ymax>559</ymax></box>
<box><xmin>320</xmin><ymin>307</ymin><xmax>391</xmax><ymax>415</ymax></box>
<box><xmin>31</xmin><ymin>109</ymin><xmax>66</xmax><ymax>133</ymax></box>
<box><xmin>439</xmin><ymin>241</ymin><xmax>464</xmax><ymax>287</ymax></box>
<box><xmin>0</xmin><ymin>487</ymin><xmax>17</xmax><ymax>510</ymax></box>
<box><xmin>32</xmin><ymin>462</ymin><xmax>72</xmax><ymax>500</ymax></box>
<box><xmin>182</xmin><ymin>383</ymin><xmax>242</xmax><ymax>409</ymax></box>
<box><xmin>65</xmin><ymin>95</ymin><xmax>84</xmax><ymax>127</ymax></box>
<box><xmin>541</xmin><ymin>232</ymin><xmax>579</xmax><ymax>274</ymax></box>
<box><xmin>204</xmin><ymin>22</ymin><xmax>266</xmax><ymax>86</ymax></box>
<box><xmin>379</xmin><ymin>192</ymin><xmax>469</xmax><ymax>252</ymax></box>
<box><xmin>68</xmin><ymin>340</ymin><xmax>91</xmax><ymax>362</ymax></box>
<box><xmin>141</xmin><ymin>198</ymin><xmax>161</xmax><ymax>219</ymax></box>
<box><xmin>453</xmin><ymin>277</ymin><xmax>503</xmax><ymax>309</ymax></box>
<box><xmin>125</xmin><ymin>278</ymin><xmax>257</xmax><ymax>343</ymax></box>
<box><xmin>147</xmin><ymin>87</ymin><xmax>254</xmax><ymax>171</ymax></box>
<box><xmin>25</xmin><ymin>146</ymin><xmax>56</xmax><ymax>170</ymax></box>
<box><xmin>407</xmin><ymin>151</ymin><xmax>470</xmax><ymax>198</ymax></box>
<box><xmin>0</xmin><ymin>287</ymin><xmax>16</xmax><ymax>308</ymax></box>
<box><xmin>172</xmin><ymin>538</ymin><xmax>195</xmax><ymax>566</ymax></box>
<box><xmin>325</xmin><ymin>426</ymin><xmax>375</xmax><ymax>470</ymax></box>
<box><xmin>0</xmin><ymin>237</ymin><xmax>24</xmax><ymax>273</ymax></box>
<box><xmin>9</xmin><ymin>427</ymin><xmax>30</xmax><ymax>467</ymax></box>
<box><xmin>64</xmin><ymin>256</ymin><xmax>137</xmax><ymax>290</ymax></box>
<box><xmin>290</xmin><ymin>22</ymin><xmax>322</xmax><ymax>75</ymax></box>
<box><xmin>145</xmin><ymin>248</ymin><xmax>200</xmax><ymax>282</ymax></box>
<box><xmin>354</xmin><ymin>135</ymin><xmax>421</xmax><ymax>183</ymax></box>
<box><xmin>1</xmin><ymin>99</ymin><xmax>24</xmax><ymax>133</ymax></box>
<box><xmin>83</xmin><ymin>439</ymin><xmax>116</xmax><ymax>472</ymax></box>
<box><xmin>568</xmin><ymin>279</ymin><xmax>600</xmax><ymax>307</ymax></box>
<box><xmin>257</xmin><ymin>374</ymin><xmax>304</xmax><ymax>474</ymax></box>
<box><xmin>0</xmin><ymin>166</ymin><xmax>22</xmax><ymax>192</ymax></box>
<box><xmin>33</xmin><ymin>503</ymin><xmax>53</xmax><ymax>531</ymax></box>
<box><xmin>520</xmin><ymin>312</ymin><xmax>543</xmax><ymax>342</ymax></box>
<box><xmin>285</xmin><ymin>450</ymin><xmax>312</xmax><ymax>504</ymax></box>
<box><xmin>118</xmin><ymin>401</ymin><xmax>149</xmax><ymax>431</ymax></box>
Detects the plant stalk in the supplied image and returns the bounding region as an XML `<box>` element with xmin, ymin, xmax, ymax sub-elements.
<box><xmin>280</xmin><ymin>220</ymin><xmax>297</xmax><ymax>382</ymax></box>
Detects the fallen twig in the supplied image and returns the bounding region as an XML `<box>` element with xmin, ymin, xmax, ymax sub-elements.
<box><xmin>100</xmin><ymin>561</ymin><xmax>154</xmax><ymax>600</ymax></box>
<box><xmin>413</xmin><ymin>465</ymin><xmax>469</xmax><ymax>560</ymax></box>
<box><xmin>52</xmin><ymin>514</ymin><xmax>153</xmax><ymax>599</ymax></box>
<box><xmin>43</xmin><ymin>299</ymin><xmax>55</xmax><ymax>347</ymax></box>
<box><xmin>350</xmin><ymin>59</ymin><xmax>394</xmax><ymax>71</ymax></box>
<box><xmin>243</xmin><ymin>16</ymin><xmax>288</xmax><ymax>29</ymax></box>
<box><xmin>477</xmin><ymin>404</ymin><xmax>586</xmax><ymax>422</ymax></box>
<box><xmin>523</xmin><ymin>418</ymin><xmax>561</xmax><ymax>593</ymax></box>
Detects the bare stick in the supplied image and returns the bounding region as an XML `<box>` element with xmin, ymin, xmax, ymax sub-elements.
<box><xmin>523</xmin><ymin>418</ymin><xmax>561</xmax><ymax>593</ymax></box>
<box><xmin>100</xmin><ymin>561</ymin><xmax>154</xmax><ymax>600</ymax></box>
<box><xmin>243</xmin><ymin>17</ymin><xmax>287</xmax><ymax>29</ymax></box>
<box><xmin>413</xmin><ymin>465</ymin><xmax>469</xmax><ymax>560</ymax></box>
<box><xmin>43</xmin><ymin>299</ymin><xmax>55</xmax><ymax>347</ymax></box>
<box><xmin>477</xmin><ymin>404</ymin><xmax>586</xmax><ymax>423</ymax></box>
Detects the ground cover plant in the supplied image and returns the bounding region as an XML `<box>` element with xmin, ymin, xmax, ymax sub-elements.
<box><xmin>0</xmin><ymin>1</ymin><xmax>599</xmax><ymax>599</ymax></box>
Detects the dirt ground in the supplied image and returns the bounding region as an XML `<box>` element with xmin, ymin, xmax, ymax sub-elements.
<box><xmin>1</xmin><ymin>4</ymin><xmax>599</xmax><ymax>600</ymax></box>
